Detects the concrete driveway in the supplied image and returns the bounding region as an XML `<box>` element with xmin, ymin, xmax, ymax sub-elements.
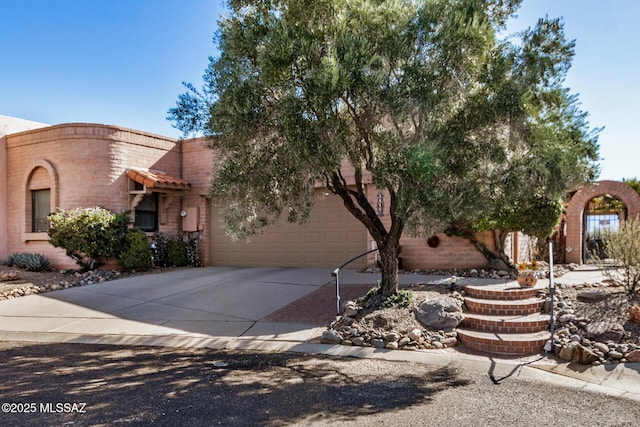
<box><xmin>0</xmin><ymin>266</ymin><xmax>498</xmax><ymax>348</ymax></box>
<box><xmin>0</xmin><ymin>267</ymin><xmax>348</xmax><ymax>347</ymax></box>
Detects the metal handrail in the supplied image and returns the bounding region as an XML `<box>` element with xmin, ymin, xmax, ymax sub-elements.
<box><xmin>547</xmin><ymin>240</ymin><xmax>556</xmax><ymax>353</ymax></box>
<box><xmin>331</xmin><ymin>248</ymin><xmax>379</xmax><ymax>315</ymax></box>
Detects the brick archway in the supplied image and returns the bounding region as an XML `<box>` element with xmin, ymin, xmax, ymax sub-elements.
<box><xmin>565</xmin><ymin>180</ymin><xmax>640</xmax><ymax>264</ymax></box>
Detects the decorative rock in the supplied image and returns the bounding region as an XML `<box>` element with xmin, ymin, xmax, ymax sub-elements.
<box><xmin>630</xmin><ymin>304</ymin><xmax>640</xmax><ymax>324</ymax></box>
<box><xmin>371</xmin><ymin>339</ymin><xmax>385</xmax><ymax>349</ymax></box>
<box><xmin>351</xmin><ymin>336</ymin><xmax>365</xmax><ymax>346</ymax></box>
<box><xmin>398</xmin><ymin>337</ymin><xmax>411</xmax><ymax>347</ymax></box>
<box><xmin>626</xmin><ymin>349</ymin><xmax>640</xmax><ymax>362</ymax></box>
<box><xmin>384</xmin><ymin>331</ymin><xmax>401</xmax><ymax>342</ymax></box>
<box><xmin>569</xmin><ymin>334</ymin><xmax>582</xmax><ymax>343</ymax></box>
<box><xmin>558</xmin><ymin>342</ymin><xmax>599</xmax><ymax>364</ymax></box>
<box><xmin>408</xmin><ymin>328</ymin><xmax>422</xmax><ymax>342</ymax></box>
<box><xmin>321</xmin><ymin>329</ymin><xmax>343</xmax><ymax>344</ymax></box>
<box><xmin>575</xmin><ymin>346</ymin><xmax>600</xmax><ymax>365</ymax></box>
<box><xmin>608</xmin><ymin>350</ymin><xmax>624</xmax><ymax>360</ymax></box>
<box><xmin>558</xmin><ymin>342</ymin><xmax>579</xmax><ymax>362</ymax></box>
<box><xmin>343</xmin><ymin>301</ymin><xmax>359</xmax><ymax>318</ymax></box>
<box><xmin>413</xmin><ymin>296</ymin><xmax>463</xmax><ymax>331</ymax></box>
<box><xmin>385</xmin><ymin>341</ymin><xmax>398</xmax><ymax>350</ymax></box>
<box><xmin>577</xmin><ymin>289</ymin><xmax>609</xmax><ymax>302</ymax></box>
<box><xmin>592</xmin><ymin>342</ymin><xmax>610</xmax><ymax>355</ymax></box>
<box><xmin>584</xmin><ymin>321</ymin><xmax>625</xmax><ymax>344</ymax></box>
<box><xmin>432</xmin><ymin>341</ymin><xmax>444</xmax><ymax>349</ymax></box>
<box><xmin>558</xmin><ymin>314</ymin><xmax>577</xmax><ymax>324</ymax></box>
<box><xmin>442</xmin><ymin>337</ymin><xmax>458</xmax><ymax>347</ymax></box>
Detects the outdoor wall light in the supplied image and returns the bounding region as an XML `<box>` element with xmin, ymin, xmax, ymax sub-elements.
<box><xmin>377</xmin><ymin>192</ymin><xmax>384</xmax><ymax>216</ymax></box>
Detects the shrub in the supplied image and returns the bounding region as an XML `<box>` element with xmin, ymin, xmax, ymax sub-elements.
<box><xmin>118</xmin><ymin>229</ymin><xmax>153</xmax><ymax>272</ymax></box>
<box><xmin>48</xmin><ymin>207</ymin><xmax>129</xmax><ymax>271</ymax></box>
<box><xmin>4</xmin><ymin>252</ymin><xmax>51</xmax><ymax>271</ymax></box>
<box><xmin>167</xmin><ymin>240</ymin><xmax>188</xmax><ymax>267</ymax></box>
<box><xmin>601</xmin><ymin>217</ymin><xmax>640</xmax><ymax>295</ymax></box>
<box><xmin>152</xmin><ymin>231</ymin><xmax>202</xmax><ymax>267</ymax></box>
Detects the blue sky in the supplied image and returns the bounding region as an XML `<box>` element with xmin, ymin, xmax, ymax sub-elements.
<box><xmin>0</xmin><ymin>0</ymin><xmax>638</xmax><ymax>181</ymax></box>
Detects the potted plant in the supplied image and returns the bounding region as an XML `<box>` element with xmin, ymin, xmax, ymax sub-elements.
<box><xmin>516</xmin><ymin>261</ymin><xmax>539</xmax><ymax>287</ymax></box>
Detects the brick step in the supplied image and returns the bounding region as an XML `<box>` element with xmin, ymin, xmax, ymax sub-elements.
<box><xmin>457</xmin><ymin>328</ymin><xmax>549</xmax><ymax>355</ymax></box>
<box><xmin>464</xmin><ymin>296</ymin><xmax>545</xmax><ymax>316</ymax></box>
<box><xmin>461</xmin><ymin>312</ymin><xmax>550</xmax><ymax>334</ymax></box>
<box><xmin>463</xmin><ymin>284</ymin><xmax>543</xmax><ymax>301</ymax></box>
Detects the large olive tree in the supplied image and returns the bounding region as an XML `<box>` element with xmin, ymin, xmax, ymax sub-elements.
<box><xmin>169</xmin><ymin>0</ymin><xmax>599</xmax><ymax>296</ymax></box>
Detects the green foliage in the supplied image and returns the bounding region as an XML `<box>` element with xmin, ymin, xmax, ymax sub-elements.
<box><xmin>167</xmin><ymin>240</ymin><xmax>188</xmax><ymax>267</ymax></box>
<box><xmin>118</xmin><ymin>229</ymin><xmax>153</xmax><ymax>272</ymax></box>
<box><xmin>600</xmin><ymin>217</ymin><xmax>640</xmax><ymax>295</ymax></box>
<box><xmin>4</xmin><ymin>253</ymin><xmax>50</xmax><ymax>272</ymax></box>
<box><xmin>48</xmin><ymin>207</ymin><xmax>130</xmax><ymax>271</ymax></box>
<box><xmin>380</xmin><ymin>289</ymin><xmax>413</xmax><ymax>308</ymax></box>
<box><xmin>152</xmin><ymin>232</ymin><xmax>202</xmax><ymax>268</ymax></box>
<box><xmin>362</xmin><ymin>284</ymin><xmax>413</xmax><ymax>308</ymax></box>
<box><xmin>169</xmin><ymin>0</ymin><xmax>600</xmax><ymax>295</ymax></box>
<box><xmin>623</xmin><ymin>178</ymin><xmax>640</xmax><ymax>195</ymax></box>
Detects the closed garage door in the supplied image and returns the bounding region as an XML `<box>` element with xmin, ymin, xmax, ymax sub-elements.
<box><xmin>210</xmin><ymin>191</ymin><xmax>367</xmax><ymax>268</ymax></box>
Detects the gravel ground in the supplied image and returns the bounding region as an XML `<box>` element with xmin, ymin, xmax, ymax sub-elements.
<box><xmin>0</xmin><ymin>341</ymin><xmax>639</xmax><ymax>426</ymax></box>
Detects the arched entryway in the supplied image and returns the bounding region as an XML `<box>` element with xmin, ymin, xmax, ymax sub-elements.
<box><xmin>565</xmin><ymin>181</ymin><xmax>640</xmax><ymax>264</ymax></box>
<box><xmin>583</xmin><ymin>194</ymin><xmax>626</xmax><ymax>262</ymax></box>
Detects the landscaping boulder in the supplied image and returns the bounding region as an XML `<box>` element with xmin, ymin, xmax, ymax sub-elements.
<box><xmin>584</xmin><ymin>321</ymin><xmax>625</xmax><ymax>344</ymax></box>
<box><xmin>321</xmin><ymin>329</ymin><xmax>343</xmax><ymax>344</ymax></box>
<box><xmin>577</xmin><ymin>289</ymin><xmax>608</xmax><ymax>302</ymax></box>
<box><xmin>413</xmin><ymin>296</ymin><xmax>463</xmax><ymax>331</ymax></box>
<box><xmin>558</xmin><ymin>341</ymin><xmax>599</xmax><ymax>364</ymax></box>
<box><xmin>626</xmin><ymin>349</ymin><xmax>640</xmax><ymax>362</ymax></box>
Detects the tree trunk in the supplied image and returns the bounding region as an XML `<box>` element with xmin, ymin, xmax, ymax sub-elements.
<box><xmin>377</xmin><ymin>241</ymin><xmax>400</xmax><ymax>296</ymax></box>
<box><xmin>448</xmin><ymin>224</ymin><xmax>515</xmax><ymax>271</ymax></box>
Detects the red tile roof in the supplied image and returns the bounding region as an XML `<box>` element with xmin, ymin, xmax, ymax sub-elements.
<box><xmin>126</xmin><ymin>168</ymin><xmax>191</xmax><ymax>191</ymax></box>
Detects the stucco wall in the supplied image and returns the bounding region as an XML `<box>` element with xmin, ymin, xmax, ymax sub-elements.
<box><xmin>181</xmin><ymin>137</ymin><xmax>215</xmax><ymax>264</ymax></box>
<box><xmin>363</xmin><ymin>187</ymin><xmax>494</xmax><ymax>269</ymax></box>
<box><xmin>0</xmin><ymin>116</ymin><xmax>49</xmax><ymax>261</ymax></box>
<box><xmin>4</xmin><ymin>123</ymin><xmax>181</xmax><ymax>268</ymax></box>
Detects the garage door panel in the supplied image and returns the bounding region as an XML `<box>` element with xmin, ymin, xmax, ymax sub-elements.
<box><xmin>210</xmin><ymin>190</ymin><xmax>367</xmax><ymax>268</ymax></box>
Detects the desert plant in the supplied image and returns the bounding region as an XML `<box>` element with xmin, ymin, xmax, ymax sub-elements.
<box><xmin>4</xmin><ymin>252</ymin><xmax>50</xmax><ymax>271</ymax></box>
<box><xmin>362</xmin><ymin>283</ymin><xmax>413</xmax><ymax>309</ymax></box>
<box><xmin>48</xmin><ymin>207</ymin><xmax>129</xmax><ymax>271</ymax></box>
<box><xmin>381</xmin><ymin>289</ymin><xmax>413</xmax><ymax>308</ymax></box>
<box><xmin>601</xmin><ymin>217</ymin><xmax>640</xmax><ymax>295</ymax></box>
<box><xmin>118</xmin><ymin>229</ymin><xmax>153</xmax><ymax>272</ymax></box>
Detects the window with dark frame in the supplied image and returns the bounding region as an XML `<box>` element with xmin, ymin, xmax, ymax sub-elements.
<box><xmin>134</xmin><ymin>193</ymin><xmax>158</xmax><ymax>232</ymax></box>
<box><xmin>31</xmin><ymin>189</ymin><xmax>51</xmax><ymax>232</ymax></box>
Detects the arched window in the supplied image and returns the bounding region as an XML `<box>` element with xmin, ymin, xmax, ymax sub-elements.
<box><xmin>27</xmin><ymin>167</ymin><xmax>52</xmax><ymax>232</ymax></box>
<box><xmin>24</xmin><ymin>160</ymin><xmax>58</xmax><ymax>237</ymax></box>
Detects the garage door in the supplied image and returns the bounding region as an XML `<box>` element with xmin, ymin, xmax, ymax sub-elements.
<box><xmin>209</xmin><ymin>191</ymin><xmax>367</xmax><ymax>268</ymax></box>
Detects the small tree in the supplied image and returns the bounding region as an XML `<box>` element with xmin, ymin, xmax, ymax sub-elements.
<box><xmin>169</xmin><ymin>0</ymin><xmax>599</xmax><ymax>296</ymax></box>
<box><xmin>48</xmin><ymin>207</ymin><xmax>129</xmax><ymax>271</ymax></box>
<box><xmin>601</xmin><ymin>217</ymin><xmax>640</xmax><ymax>295</ymax></box>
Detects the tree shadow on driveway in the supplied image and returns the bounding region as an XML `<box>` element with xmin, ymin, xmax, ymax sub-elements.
<box><xmin>0</xmin><ymin>341</ymin><xmax>471</xmax><ymax>426</ymax></box>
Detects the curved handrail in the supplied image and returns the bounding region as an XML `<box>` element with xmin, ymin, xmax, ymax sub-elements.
<box><xmin>331</xmin><ymin>248</ymin><xmax>378</xmax><ymax>315</ymax></box>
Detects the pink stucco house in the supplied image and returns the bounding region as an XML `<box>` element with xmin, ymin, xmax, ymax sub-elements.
<box><xmin>2</xmin><ymin>115</ymin><xmax>630</xmax><ymax>270</ymax></box>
